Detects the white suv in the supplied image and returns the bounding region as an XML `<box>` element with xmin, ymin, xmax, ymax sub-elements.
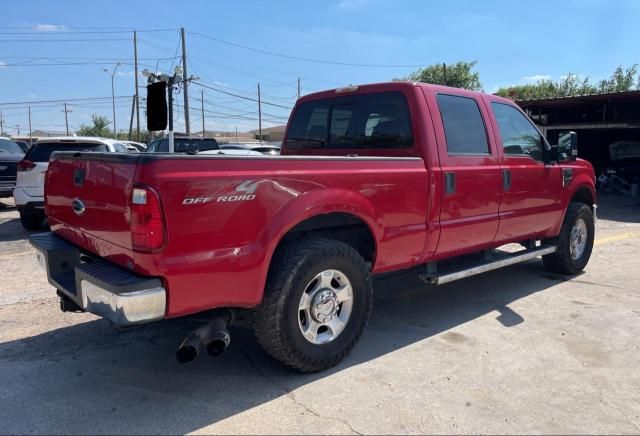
<box><xmin>14</xmin><ymin>137</ymin><xmax>130</xmax><ymax>230</ymax></box>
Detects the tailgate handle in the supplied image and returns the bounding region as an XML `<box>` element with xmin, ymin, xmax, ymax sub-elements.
<box><xmin>502</xmin><ymin>169</ymin><xmax>512</xmax><ymax>191</ymax></box>
<box><xmin>445</xmin><ymin>172</ymin><xmax>456</xmax><ymax>195</ymax></box>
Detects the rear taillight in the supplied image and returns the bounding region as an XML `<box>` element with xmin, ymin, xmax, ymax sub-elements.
<box><xmin>131</xmin><ymin>186</ymin><xmax>165</xmax><ymax>251</ymax></box>
<box><xmin>17</xmin><ymin>160</ymin><xmax>36</xmax><ymax>172</ymax></box>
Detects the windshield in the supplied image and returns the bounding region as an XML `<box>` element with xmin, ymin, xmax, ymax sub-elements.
<box><xmin>26</xmin><ymin>142</ymin><xmax>109</xmax><ymax>162</ymax></box>
<box><xmin>0</xmin><ymin>138</ymin><xmax>25</xmax><ymax>155</ymax></box>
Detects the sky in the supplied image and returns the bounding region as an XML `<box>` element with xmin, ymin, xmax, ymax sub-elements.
<box><xmin>1</xmin><ymin>0</ymin><xmax>639</xmax><ymax>136</ymax></box>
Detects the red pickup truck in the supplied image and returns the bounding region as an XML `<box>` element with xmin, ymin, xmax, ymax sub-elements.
<box><xmin>31</xmin><ymin>82</ymin><xmax>596</xmax><ymax>372</ymax></box>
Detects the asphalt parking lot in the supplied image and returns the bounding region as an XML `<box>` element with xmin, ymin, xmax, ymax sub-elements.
<box><xmin>0</xmin><ymin>195</ymin><xmax>639</xmax><ymax>435</ymax></box>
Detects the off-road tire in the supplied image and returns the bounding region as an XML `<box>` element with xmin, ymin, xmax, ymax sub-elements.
<box><xmin>542</xmin><ymin>202</ymin><xmax>594</xmax><ymax>275</ymax></box>
<box><xmin>19</xmin><ymin>210</ymin><xmax>44</xmax><ymax>231</ymax></box>
<box><xmin>253</xmin><ymin>237</ymin><xmax>373</xmax><ymax>373</ymax></box>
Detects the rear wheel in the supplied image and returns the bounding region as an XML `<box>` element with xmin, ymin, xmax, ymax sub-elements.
<box><xmin>19</xmin><ymin>210</ymin><xmax>45</xmax><ymax>231</ymax></box>
<box><xmin>543</xmin><ymin>202</ymin><xmax>594</xmax><ymax>275</ymax></box>
<box><xmin>253</xmin><ymin>238</ymin><xmax>373</xmax><ymax>373</ymax></box>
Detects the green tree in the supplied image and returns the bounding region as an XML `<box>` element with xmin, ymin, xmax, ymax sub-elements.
<box><xmin>496</xmin><ymin>65</ymin><xmax>640</xmax><ymax>100</ymax></box>
<box><xmin>77</xmin><ymin>114</ymin><xmax>112</xmax><ymax>137</ymax></box>
<box><xmin>397</xmin><ymin>61</ymin><xmax>482</xmax><ymax>91</ymax></box>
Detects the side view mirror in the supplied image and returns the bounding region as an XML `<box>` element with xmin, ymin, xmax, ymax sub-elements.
<box><xmin>557</xmin><ymin>131</ymin><xmax>577</xmax><ymax>162</ymax></box>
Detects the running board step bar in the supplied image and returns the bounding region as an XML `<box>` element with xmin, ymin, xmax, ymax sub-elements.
<box><xmin>420</xmin><ymin>245</ymin><xmax>557</xmax><ymax>285</ymax></box>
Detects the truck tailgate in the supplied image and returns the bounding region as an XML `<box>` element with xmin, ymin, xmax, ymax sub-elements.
<box><xmin>45</xmin><ymin>152</ymin><xmax>138</xmax><ymax>254</ymax></box>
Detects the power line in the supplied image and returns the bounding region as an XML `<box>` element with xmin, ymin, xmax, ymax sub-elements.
<box><xmin>0</xmin><ymin>38</ymin><xmax>130</xmax><ymax>43</ymax></box>
<box><xmin>191</xmin><ymin>81</ymin><xmax>292</xmax><ymax>109</ymax></box>
<box><xmin>190</xmin><ymin>31</ymin><xmax>425</xmax><ymax>68</ymax></box>
<box><xmin>0</xmin><ymin>28</ymin><xmax>177</xmax><ymax>35</ymax></box>
<box><xmin>0</xmin><ymin>95</ymin><xmax>132</xmax><ymax>106</ymax></box>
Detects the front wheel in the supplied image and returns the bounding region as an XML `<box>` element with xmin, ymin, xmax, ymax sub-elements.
<box><xmin>253</xmin><ymin>238</ymin><xmax>373</xmax><ymax>373</ymax></box>
<box><xmin>543</xmin><ymin>202</ymin><xmax>595</xmax><ymax>275</ymax></box>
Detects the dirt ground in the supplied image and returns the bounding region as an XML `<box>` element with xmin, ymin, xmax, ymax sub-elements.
<box><xmin>0</xmin><ymin>194</ymin><xmax>639</xmax><ymax>434</ymax></box>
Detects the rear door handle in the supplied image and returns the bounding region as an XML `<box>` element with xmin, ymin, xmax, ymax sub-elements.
<box><xmin>502</xmin><ymin>169</ymin><xmax>512</xmax><ymax>191</ymax></box>
<box><xmin>445</xmin><ymin>172</ymin><xmax>456</xmax><ymax>195</ymax></box>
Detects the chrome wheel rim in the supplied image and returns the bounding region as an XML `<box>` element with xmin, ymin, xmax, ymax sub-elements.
<box><xmin>298</xmin><ymin>269</ymin><xmax>354</xmax><ymax>345</ymax></box>
<box><xmin>570</xmin><ymin>218</ymin><xmax>588</xmax><ymax>260</ymax></box>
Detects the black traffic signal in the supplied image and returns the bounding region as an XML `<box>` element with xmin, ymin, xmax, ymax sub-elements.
<box><xmin>146</xmin><ymin>82</ymin><xmax>167</xmax><ymax>131</ymax></box>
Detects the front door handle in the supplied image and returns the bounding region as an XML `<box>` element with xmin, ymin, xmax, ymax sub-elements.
<box><xmin>445</xmin><ymin>172</ymin><xmax>456</xmax><ymax>195</ymax></box>
<box><xmin>502</xmin><ymin>169</ymin><xmax>512</xmax><ymax>191</ymax></box>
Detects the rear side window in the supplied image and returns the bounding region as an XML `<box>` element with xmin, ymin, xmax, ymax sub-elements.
<box><xmin>491</xmin><ymin>102</ymin><xmax>543</xmax><ymax>161</ymax></box>
<box><xmin>286</xmin><ymin>91</ymin><xmax>414</xmax><ymax>150</ymax></box>
<box><xmin>113</xmin><ymin>143</ymin><xmax>129</xmax><ymax>152</ymax></box>
<box><xmin>436</xmin><ymin>94</ymin><xmax>489</xmax><ymax>154</ymax></box>
<box><xmin>26</xmin><ymin>142</ymin><xmax>108</xmax><ymax>162</ymax></box>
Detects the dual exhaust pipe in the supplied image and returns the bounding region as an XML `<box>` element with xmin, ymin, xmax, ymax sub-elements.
<box><xmin>176</xmin><ymin>311</ymin><xmax>232</xmax><ymax>364</ymax></box>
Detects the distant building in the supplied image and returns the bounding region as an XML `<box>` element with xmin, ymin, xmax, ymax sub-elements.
<box><xmin>31</xmin><ymin>129</ymin><xmax>73</xmax><ymax>137</ymax></box>
<box><xmin>249</xmin><ymin>125</ymin><xmax>286</xmax><ymax>142</ymax></box>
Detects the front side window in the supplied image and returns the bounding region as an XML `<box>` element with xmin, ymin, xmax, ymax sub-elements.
<box><xmin>436</xmin><ymin>94</ymin><xmax>489</xmax><ymax>155</ymax></box>
<box><xmin>491</xmin><ymin>102</ymin><xmax>543</xmax><ymax>161</ymax></box>
<box><xmin>286</xmin><ymin>91</ymin><xmax>414</xmax><ymax>150</ymax></box>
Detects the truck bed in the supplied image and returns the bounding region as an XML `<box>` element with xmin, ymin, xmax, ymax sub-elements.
<box><xmin>45</xmin><ymin>152</ymin><xmax>430</xmax><ymax>317</ymax></box>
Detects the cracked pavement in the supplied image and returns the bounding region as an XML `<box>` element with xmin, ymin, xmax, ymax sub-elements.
<box><xmin>0</xmin><ymin>195</ymin><xmax>639</xmax><ymax>434</ymax></box>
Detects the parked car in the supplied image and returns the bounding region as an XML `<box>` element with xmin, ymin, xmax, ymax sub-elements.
<box><xmin>122</xmin><ymin>141</ymin><xmax>147</xmax><ymax>152</ymax></box>
<box><xmin>146</xmin><ymin>137</ymin><xmax>220</xmax><ymax>153</ymax></box>
<box><xmin>14</xmin><ymin>137</ymin><xmax>128</xmax><ymax>230</ymax></box>
<box><xmin>0</xmin><ymin>137</ymin><xmax>25</xmax><ymax>200</ymax></box>
<box><xmin>147</xmin><ymin>137</ymin><xmax>262</xmax><ymax>156</ymax></box>
<box><xmin>31</xmin><ymin>82</ymin><xmax>596</xmax><ymax>372</ymax></box>
<box><xmin>220</xmin><ymin>143</ymin><xmax>281</xmax><ymax>155</ymax></box>
<box><xmin>12</xmin><ymin>139</ymin><xmax>30</xmax><ymax>154</ymax></box>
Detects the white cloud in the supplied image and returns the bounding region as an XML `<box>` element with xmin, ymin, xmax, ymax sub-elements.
<box><xmin>116</xmin><ymin>70</ymin><xmax>135</xmax><ymax>77</ymax></box>
<box><xmin>213</xmin><ymin>80</ymin><xmax>230</xmax><ymax>88</ymax></box>
<box><xmin>0</xmin><ymin>61</ymin><xmax>6</xmax><ymax>68</ymax></box>
<box><xmin>338</xmin><ymin>0</ymin><xmax>368</xmax><ymax>8</ymax></box>
<box><xmin>522</xmin><ymin>74</ymin><xmax>551</xmax><ymax>82</ymax></box>
<box><xmin>28</xmin><ymin>93</ymin><xmax>37</xmax><ymax>98</ymax></box>
<box><xmin>32</xmin><ymin>23</ymin><xmax>68</xmax><ymax>32</ymax></box>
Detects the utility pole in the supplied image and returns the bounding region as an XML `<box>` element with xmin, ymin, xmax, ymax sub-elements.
<box><xmin>257</xmin><ymin>83</ymin><xmax>262</xmax><ymax>141</ymax></box>
<box><xmin>168</xmin><ymin>75</ymin><xmax>175</xmax><ymax>152</ymax></box>
<box><xmin>15</xmin><ymin>125</ymin><xmax>21</xmax><ymax>135</ymax></box>
<box><xmin>235</xmin><ymin>126</ymin><xmax>238</xmax><ymax>142</ymax></box>
<box><xmin>0</xmin><ymin>111</ymin><xmax>4</xmax><ymax>135</ymax></box>
<box><xmin>200</xmin><ymin>89</ymin><xmax>205</xmax><ymax>136</ymax></box>
<box><xmin>442</xmin><ymin>62</ymin><xmax>447</xmax><ymax>86</ymax></box>
<box><xmin>104</xmin><ymin>63</ymin><xmax>121</xmax><ymax>138</ymax></box>
<box><xmin>181</xmin><ymin>27</ymin><xmax>190</xmax><ymax>136</ymax></box>
<box><xmin>28</xmin><ymin>106</ymin><xmax>32</xmax><ymax>143</ymax></box>
<box><xmin>63</xmin><ymin>103</ymin><xmax>72</xmax><ymax>136</ymax></box>
<box><xmin>133</xmin><ymin>30</ymin><xmax>141</xmax><ymax>141</ymax></box>
<box><xmin>128</xmin><ymin>95</ymin><xmax>135</xmax><ymax>140</ymax></box>
<box><xmin>297</xmin><ymin>77</ymin><xmax>301</xmax><ymax>99</ymax></box>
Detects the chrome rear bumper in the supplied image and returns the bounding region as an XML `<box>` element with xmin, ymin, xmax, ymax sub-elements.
<box><xmin>30</xmin><ymin>232</ymin><xmax>166</xmax><ymax>326</ymax></box>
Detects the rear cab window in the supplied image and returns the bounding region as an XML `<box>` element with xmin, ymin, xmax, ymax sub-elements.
<box><xmin>285</xmin><ymin>91</ymin><xmax>414</xmax><ymax>153</ymax></box>
<box><xmin>26</xmin><ymin>142</ymin><xmax>109</xmax><ymax>162</ymax></box>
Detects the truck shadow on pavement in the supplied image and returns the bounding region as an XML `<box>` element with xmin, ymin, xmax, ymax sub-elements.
<box><xmin>0</xmin><ymin>260</ymin><xmax>564</xmax><ymax>434</ymax></box>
